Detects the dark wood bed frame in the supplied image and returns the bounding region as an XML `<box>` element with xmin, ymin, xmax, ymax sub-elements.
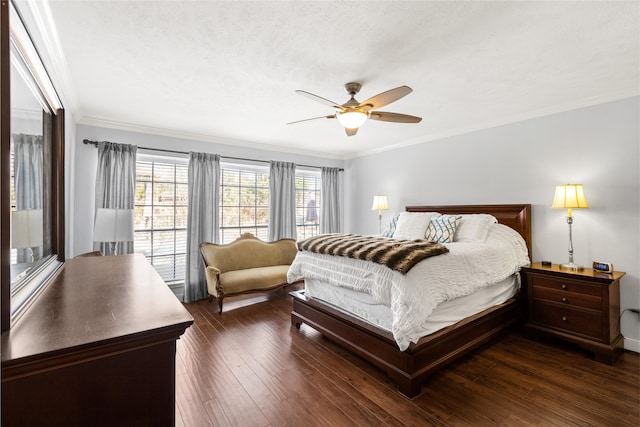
<box><xmin>290</xmin><ymin>204</ymin><xmax>531</xmax><ymax>398</ymax></box>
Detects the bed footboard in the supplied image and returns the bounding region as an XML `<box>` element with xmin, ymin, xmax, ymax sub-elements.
<box><xmin>290</xmin><ymin>290</ymin><xmax>521</xmax><ymax>398</ymax></box>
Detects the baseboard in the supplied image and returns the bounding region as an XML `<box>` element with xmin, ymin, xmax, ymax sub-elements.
<box><xmin>623</xmin><ymin>337</ymin><xmax>640</xmax><ymax>353</ymax></box>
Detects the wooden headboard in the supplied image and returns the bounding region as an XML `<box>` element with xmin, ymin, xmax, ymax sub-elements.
<box><xmin>405</xmin><ymin>204</ymin><xmax>532</xmax><ymax>259</ymax></box>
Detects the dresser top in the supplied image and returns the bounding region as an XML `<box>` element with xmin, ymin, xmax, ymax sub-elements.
<box><xmin>2</xmin><ymin>253</ymin><xmax>193</xmax><ymax>365</ymax></box>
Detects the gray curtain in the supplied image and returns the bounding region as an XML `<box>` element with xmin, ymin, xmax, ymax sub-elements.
<box><xmin>320</xmin><ymin>167</ymin><xmax>341</xmax><ymax>234</ymax></box>
<box><xmin>268</xmin><ymin>161</ymin><xmax>297</xmax><ymax>241</ymax></box>
<box><xmin>93</xmin><ymin>141</ymin><xmax>137</xmax><ymax>255</ymax></box>
<box><xmin>184</xmin><ymin>152</ymin><xmax>220</xmax><ymax>303</ymax></box>
<box><xmin>13</xmin><ymin>134</ymin><xmax>43</xmax><ymax>262</ymax></box>
<box><xmin>13</xmin><ymin>134</ymin><xmax>43</xmax><ymax>210</ymax></box>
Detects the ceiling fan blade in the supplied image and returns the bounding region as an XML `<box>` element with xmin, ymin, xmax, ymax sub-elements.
<box><xmin>295</xmin><ymin>90</ymin><xmax>345</xmax><ymax>111</ymax></box>
<box><xmin>358</xmin><ymin>86</ymin><xmax>412</xmax><ymax>111</ymax></box>
<box><xmin>287</xmin><ymin>115</ymin><xmax>336</xmax><ymax>125</ymax></box>
<box><xmin>369</xmin><ymin>111</ymin><xmax>422</xmax><ymax>123</ymax></box>
<box><xmin>345</xmin><ymin>127</ymin><xmax>358</xmax><ymax>137</ymax></box>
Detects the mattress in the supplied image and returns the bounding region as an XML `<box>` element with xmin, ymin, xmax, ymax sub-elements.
<box><xmin>304</xmin><ymin>274</ymin><xmax>519</xmax><ymax>336</ymax></box>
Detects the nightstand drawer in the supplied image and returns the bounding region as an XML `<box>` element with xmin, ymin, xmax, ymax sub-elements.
<box><xmin>532</xmin><ymin>285</ymin><xmax>601</xmax><ymax>310</ymax></box>
<box><xmin>529</xmin><ymin>276</ymin><xmax>602</xmax><ymax>297</ymax></box>
<box><xmin>531</xmin><ymin>302</ymin><xmax>602</xmax><ymax>339</ymax></box>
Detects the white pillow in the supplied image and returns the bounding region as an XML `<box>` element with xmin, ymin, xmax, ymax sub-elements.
<box><xmin>425</xmin><ymin>215</ymin><xmax>461</xmax><ymax>243</ymax></box>
<box><xmin>392</xmin><ymin>212</ymin><xmax>441</xmax><ymax>240</ymax></box>
<box><xmin>453</xmin><ymin>214</ymin><xmax>498</xmax><ymax>242</ymax></box>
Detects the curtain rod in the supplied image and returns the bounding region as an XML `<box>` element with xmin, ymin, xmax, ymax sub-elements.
<box><xmin>82</xmin><ymin>139</ymin><xmax>343</xmax><ymax>171</ymax></box>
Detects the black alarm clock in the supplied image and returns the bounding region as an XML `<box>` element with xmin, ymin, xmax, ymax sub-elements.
<box><xmin>592</xmin><ymin>261</ymin><xmax>614</xmax><ymax>273</ymax></box>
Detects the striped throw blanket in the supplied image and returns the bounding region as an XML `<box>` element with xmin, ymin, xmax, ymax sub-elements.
<box><xmin>297</xmin><ymin>233</ymin><xmax>449</xmax><ymax>275</ymax></box>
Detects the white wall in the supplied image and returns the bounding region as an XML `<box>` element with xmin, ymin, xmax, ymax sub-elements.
<box><xmin>344</xmin><ymin>97</ymin><xmax>640</xmax><ymax>351</ymax></box>
<box><xmin>70</xmin><ymin>124</ymin><xmax>344</xmax><ymax>257</ymax></box>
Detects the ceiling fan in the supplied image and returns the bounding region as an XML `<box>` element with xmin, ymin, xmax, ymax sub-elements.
<box><xmin>288</xmin><ymin>82</ymin><xmax>422</xmax><ymax>136</ymax></box>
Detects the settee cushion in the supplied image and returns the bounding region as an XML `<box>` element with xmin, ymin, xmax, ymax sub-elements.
<box><xmin>215</xmin><ymin>265</ymin><xmax>291</xmax><ymax>295</ymax></box>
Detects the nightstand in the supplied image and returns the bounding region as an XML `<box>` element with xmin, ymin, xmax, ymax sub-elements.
<box><xmin>521</xmin><ymin>262</ymin><xmax>625</xmax><ymax>364</ymax></box>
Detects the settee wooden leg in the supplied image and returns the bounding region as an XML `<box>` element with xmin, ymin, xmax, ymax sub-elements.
<box><xmin>207</xmin><ymin>294</ymin><xmax>224</xmax><ymax>314</ymax></box>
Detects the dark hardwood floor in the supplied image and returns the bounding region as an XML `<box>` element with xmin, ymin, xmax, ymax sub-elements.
<box><xmin>176</xmin><ymin>284</ymin><xmax>639</xmax><ymax>426</ymax></box>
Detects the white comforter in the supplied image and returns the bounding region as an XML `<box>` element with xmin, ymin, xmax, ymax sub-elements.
<box><xmin>287</xmin><ymin>223</ymin><xmax>530</xmax><ymax>351</ymax></box>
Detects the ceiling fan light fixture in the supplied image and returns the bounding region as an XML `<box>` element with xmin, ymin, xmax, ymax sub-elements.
<box><xmin>291</xmin><ymin>83</ymin><xmax>421</xmax><ymax>132</ymax></box>
<box><xmin>336</xmin><ymin>110</ymin><xmax>368</xmax><ymax>129</ymax></box>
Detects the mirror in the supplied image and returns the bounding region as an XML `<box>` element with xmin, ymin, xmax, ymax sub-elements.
<box><xmin>2</xmin><ymin>1</ymin><xmax>65</xmax><ymax>329</ymax></box>
<box><xmin>9</xmin><ymin>44</ymin><xmax>53</xmax><ymax>290</ymax></box>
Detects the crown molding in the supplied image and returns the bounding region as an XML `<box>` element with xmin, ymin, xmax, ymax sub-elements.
<box><xmin>347</xmin><ymin>93</ymin><xmax>639</xmax><ymax>159</ymax></box>
<box><xmin>11</xmin><ymin>107</ymin><xmax>41</xmax><ymax>121</ymax></box>
<box><xmin>78</xmin><ymin>116</ymin><xmax>348</xmax><ymax>161</ymax></box>
<box><xmin>16</xmin><ymin>0</ymin><xmax>80</xmax><ymax>121</ymax></box>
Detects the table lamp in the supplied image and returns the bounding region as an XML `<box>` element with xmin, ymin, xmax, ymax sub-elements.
<box><xmin>551</xmin><ymin>184</ymin><xmax>588</xmax><ymax>270</ymax></box>
<box><xmin>93</xmin><ymin>208</ymin><xmax>134</xmax><ymax>255</ymax></box>
<box><xmin>11</xmin><ymin>209</ymin><xmax>43</xmax><ymax>262</ymax></box>
<box><xmin>371</xmin><ymin>195</ymin><xmax>389</xmax><ymax>234</ymax></box>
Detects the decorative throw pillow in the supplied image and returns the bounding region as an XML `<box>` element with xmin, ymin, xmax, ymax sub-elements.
<box><xmin>454</xmin><ymin>214</ymin><xmax>498</xmax><ymax>242</ymax></box>
<box><xmin>392</xmin><ymin>212</ymin><xmax>441</xmax><ymax>240</ymax></box>
<box><xmin>381</xmin><ymin>213</ymin><xmax>400</xmax><ymax>237</ymax></box>
<box><xmin>425</xmin><ymin>215</ymin><xmax>462</xmax><ymax>243</ymax></box>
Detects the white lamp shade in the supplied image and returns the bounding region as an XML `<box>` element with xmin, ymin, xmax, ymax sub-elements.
<box><xmin>551</xmin><ymin>184</ymin><xmax>589</xmax><ymax>209</ymax></box>
<box><xmin>11</xmin><ymin>209</ymin><xmax>43</xmax><ymax>248</ymax></box>
<box><xmin>371</xmin><ymin>195</ymin><xmax>389</xmax><ymax>211</ymax></box>
<box><xmin>337</xmin><ymin>111</ymin><xmax>368</xmax><ymax>128</ymax></box>
<box><xmin>93</xmin><ymin>208</ymin><xmax>134</xmax><ymax>242</ymax></box>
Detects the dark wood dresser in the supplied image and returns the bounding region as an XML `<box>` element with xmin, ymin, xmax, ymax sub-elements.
<box><xmin>522</xmin><ymin>262</ymin><xmax>624</xmax><ymax>364</ymax></box>
<box><xmin>1</xmin><ymin>253</ymin><xmax>193</xmax><ymax>426</ymax></box>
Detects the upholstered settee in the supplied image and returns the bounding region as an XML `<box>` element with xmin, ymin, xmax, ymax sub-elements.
<box><xmin>200</xmin><ymin>233</ymin><xmax>300</xmax><ymax>313</ymax></box>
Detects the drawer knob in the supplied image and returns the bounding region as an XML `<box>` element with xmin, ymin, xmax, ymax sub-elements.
<box><xmin>561</xmin><ymin>284</ymin><xmax>567</xmax><ymax>290</ymax></box>
<box><xmin>562</xmin><ymin>316</ymin><xmax>567</xmax><ymax>322</ymax></box>
<box><xmin>562</xmin><ymin>297</ymin><xmax>567</xmax><ymax>303</ymax></box>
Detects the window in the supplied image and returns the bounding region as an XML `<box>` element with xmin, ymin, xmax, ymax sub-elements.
<box><xmin>134</xmin><ymin>156</ymin><xmax>188</xmax><ymax>283</ymax></box>
<box><xmin>219</xmin><ymin>164</ymin><xmax>321</xmax><ymax>243</ymax></box>
<box><xmin>219</xmin><ymin>164</ymin><xmax>270</xmax><ymax>244</ymax></box>
<box><xmin>295</xmin><ymin>171</ymin><xmax>321</xmax><ymax>240</ymax></box>
<box><xmin>134</xmin><ymin>159</ymin><xmax>325</xmax><ymax>284</ymax></box>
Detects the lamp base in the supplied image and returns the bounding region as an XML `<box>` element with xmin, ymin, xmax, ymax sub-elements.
<box><xmin>559</xmin><ymin>262</ymin><xmax>584</xmax><ymax>272</ymax></box>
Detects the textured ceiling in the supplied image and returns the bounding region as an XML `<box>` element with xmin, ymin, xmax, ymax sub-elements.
<box><xmin>39</xmin><ymin>1</ymin><xmax>639</xmax><ymax>158</ymax></box>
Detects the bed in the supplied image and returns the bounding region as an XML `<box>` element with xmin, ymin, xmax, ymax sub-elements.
<box><xmin>288</xmin><ymin>204</ymin><xmax>531</xmax><ymax>398</ymax></box>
